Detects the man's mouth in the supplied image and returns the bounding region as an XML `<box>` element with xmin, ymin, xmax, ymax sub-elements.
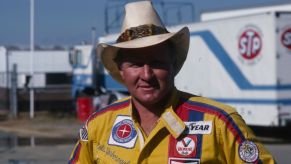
<box><xmin>139</xmin><ymin>85</ymin><xmax>154</xmax><ymax>89</ymax></box>
<box><xmin>138</xmin><ymin>84</ymin><xmax>157</xmax><ymax>91</ymax></box>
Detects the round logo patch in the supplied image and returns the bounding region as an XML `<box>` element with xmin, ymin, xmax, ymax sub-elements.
<box><xmin>239</xmin><ymin>140</ymin><xmax>259</xmax><ymax>163</ymax></box>
<box><xmin>176</xmin><ymin>137</ymin><xmax>196</xmax><ymax>156</ymax></box>
<box><xmin>112</xmin><ymin>119</ymin><xmax>137</xmax><ymax>143</ymax></box>
<box><xmin>238</xmin><ymin>25</ymin><xmax>263</xmax><ymax>64</ymax></box>
<box><xmin>281</xmin><ymin>28</ymin><xmax>291</xmax><ymax>50</ymax></box>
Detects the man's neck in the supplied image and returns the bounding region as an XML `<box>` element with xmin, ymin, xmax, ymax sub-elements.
<box><xmin>131</xmin><ymin>98</ymin><xmax>162</xmax><ymax>121</ymax></box>
<box><xmin>132</xmin><ymin>100</ymin><xmax>161</xmax><ymax>136</ymax></box>
<box><xmin>131</xmin><ymin>90</ymin><xmax>174</xmax><ymax>136</ymax></box>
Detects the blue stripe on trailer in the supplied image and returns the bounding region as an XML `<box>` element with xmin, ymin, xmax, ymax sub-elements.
<box><xmin>190</xmin><ymin>30</ymin><xmax>291</xmax><ymax>91</ymax></box>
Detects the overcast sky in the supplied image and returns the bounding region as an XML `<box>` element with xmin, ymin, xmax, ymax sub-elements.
<box><xmin>0</xmin><ymin>0</ymin><xmax>290</xmax><ymax>47</ymax></box>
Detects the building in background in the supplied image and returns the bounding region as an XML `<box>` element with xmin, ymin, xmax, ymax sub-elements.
<box><xmin>201</xmin><ymin>3</ymin><xmax>291</xmax><ymax>21</ymax></box>
<box><xmin>0</xmin><ymin>46</ymin><xmax>73</xmax><ymax>115</ymax></box>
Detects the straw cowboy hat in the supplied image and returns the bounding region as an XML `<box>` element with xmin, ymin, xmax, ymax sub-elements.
<box><xmin>97</xmin><ymin>0</ymin><xmax>190</xmax><ymax>84</ymax></box>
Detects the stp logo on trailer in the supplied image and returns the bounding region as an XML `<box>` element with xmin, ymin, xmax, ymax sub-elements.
<box><xmin>281</xmin><ymin>28</ymin><xmax>291</xmax><ymax>50</ymax></box>
<box><xmin>238</xmin><ymin>26</ymin><xmax>262</xmax><ymax>64</ymax></box>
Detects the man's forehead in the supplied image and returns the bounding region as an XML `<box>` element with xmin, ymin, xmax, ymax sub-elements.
<box><xmin>119</xmin><ymin>43</ymin><xmax>170</xmax><ymax>57</ymax></box>
<box><xmin>120</xmin><ymin>50</ymin><xmax>170</xmax><ymax>62</ymax></box>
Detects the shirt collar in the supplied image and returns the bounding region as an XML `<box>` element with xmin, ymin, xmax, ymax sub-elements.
<box><xmin>160</xmin><ymin>89</ymin><xmax>186</xmax><ymax>139</ymax></box>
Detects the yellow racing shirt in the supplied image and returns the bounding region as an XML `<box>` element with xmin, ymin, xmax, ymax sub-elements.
<box><xmin>69</xmin><ymin>89</ymin><xmax>275</xmax><ymax>164</ymax></box>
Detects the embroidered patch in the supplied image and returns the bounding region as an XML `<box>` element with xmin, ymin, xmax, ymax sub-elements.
<box><xmin>239</xmin><ymin>140</ymin><xmax>259</xmax><ymax>163</ymax></box>
<box><xmin>108</xmin><ymin>115</ymin><xmax>137</xmax><ymax>148</ymax></box>
<box><xmin>173</xmin><ymin>135</ymin><xmax>197</xmax><ymax>157</ymax></box>
<box><xmin>185</xmin><ymin>121</ymin><xmax>212</xmax><ymax>134</ymax></box>
<box><xmin>176</xmin><ymin>137</ymin><xmax>196</xmax><ymax>156</ymax></box>
<box><xmin>79</xmin><ymin>126</ymin><xmax>88</xmax><ymax>141</ymax></box>
<box><xmin>168</xmin><ymin>157</ymin><xmax>200</xmax><ymax>164</ymax></box>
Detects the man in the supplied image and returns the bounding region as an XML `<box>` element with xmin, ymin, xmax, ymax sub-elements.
<box><xmin>69</xmin><ymin>1</ymin><xmax>275</xmax><ymax>163</ymax></box>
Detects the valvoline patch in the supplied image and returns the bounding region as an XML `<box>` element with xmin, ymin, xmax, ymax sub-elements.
<box><xmin>108</xmin><ymin>115</ymin><xmax>137</xmax><ymax>148</ymax></box>
<box><xmin>170</xmin><ymin>135</ymin><xmax>198</xmax><ymax>158</ymax></box>
<box><xmin>176</xmin><ymin>136</ymin><xmax>196</xmax><ymax>156</ymax></box>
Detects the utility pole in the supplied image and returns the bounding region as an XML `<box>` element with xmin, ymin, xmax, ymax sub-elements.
<box><xmin>30</xmin><ymin>0</ymin><xmax>35</xmax><ymax>119</ymax></box>
<box><xmin>10</xmin><ymin>64</ymin><xmax>18</xmax><ymax>118</ymax></box>
<box><xmin>91</xmin><ymin>27</ymin><xmax>96</xmax><ymax>46</ymax></box>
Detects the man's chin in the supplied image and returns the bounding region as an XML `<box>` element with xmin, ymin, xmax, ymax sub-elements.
<box><xmin>141</xmin><ymin>95</ymin><xmax>159</xmax><ymax>104</ymax></box>
<box><xmin>135</xmin><ymin>94</ymin><xmax>160</xmax><ymax>105</ymax></box>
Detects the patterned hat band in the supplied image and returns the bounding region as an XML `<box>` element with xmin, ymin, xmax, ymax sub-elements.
<box><xmin>116</xmin><ymin>24</ymin><xmax>169</xmax><ymax>43</ymax></box>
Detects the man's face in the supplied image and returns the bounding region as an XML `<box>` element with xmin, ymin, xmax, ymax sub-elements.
<box><xmin>118</xmin><ymin>43</ymin><xmax>175</xmax><ymax>107</ymax></box>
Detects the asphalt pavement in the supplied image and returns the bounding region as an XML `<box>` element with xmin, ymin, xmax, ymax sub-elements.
<box><xmin>0</xmin><ymin>112</ymin><xmax>82</xmax><ymax>164</ymax></box>
<box><xmin>0</xmin><ymin>113</ymin><xmax>290</xmax><ymax>164</ymax></box>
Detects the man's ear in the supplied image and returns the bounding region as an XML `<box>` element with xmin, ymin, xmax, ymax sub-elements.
<box><xmin>119</xmin><ymin>70</ymin><xmax>125</xmax><ymax>80</ymax></box>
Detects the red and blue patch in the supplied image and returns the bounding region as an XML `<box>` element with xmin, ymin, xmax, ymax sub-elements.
<box><xmin>108</xmin><ymin>115</ymin><xmax>138</xmax><ymax>148</ymax></box>
<box><xmin>112</xmin><ymin>119</ymin><xmax>137</xmax><ymax>143</ymax></box>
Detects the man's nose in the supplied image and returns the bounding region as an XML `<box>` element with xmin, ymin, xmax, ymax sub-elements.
<box><xmin>141</xmin><ymin>64</ymin><xmax>154</xmax><ymax>80</ymax></box>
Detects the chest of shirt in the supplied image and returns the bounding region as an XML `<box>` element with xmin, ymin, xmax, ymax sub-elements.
<box><xmin>90</xmin><ymin>116</ymin><xmax>220</xmax><ymax>164</ymax></box>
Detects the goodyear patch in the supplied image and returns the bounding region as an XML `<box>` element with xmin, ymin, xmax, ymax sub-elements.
<box><xmin>185</xmin><ymin>121</ymin><xmax>212</xmax><ymax>134</ymax></box>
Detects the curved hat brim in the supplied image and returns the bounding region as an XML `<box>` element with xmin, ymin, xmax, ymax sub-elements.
<box><xmin>97</xmin><ymin>27</ymin><xmax>190</xmax><ymax>84</ymax></box>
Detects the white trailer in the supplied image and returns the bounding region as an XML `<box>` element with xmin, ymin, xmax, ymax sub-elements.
<box><xmin>175</xmin><ymin>12</ymin><xmax>291</xmax><ymax>127</ymax></box>
<box><xmin>0</xmin><ymin>47</ymin><xmax>8</xmax><ymax>111</ymax></box>
<box><xmin>7</xmin><ymin>50</ymin><xmax>71</xmax><ymax>88</ymax></box>
<box><xmin>0</xmin><ymin>47</ymin><xmax>7</xmax><ymax>88</ymax></box>
<box><xmin>201</xmin><ymin>3</ymin><xmax>291</xmax><ymax>21</ymax></box>
<box><xmin>0</xmin><ymin>48</ymin><xmax>73</xmax><ymax>112</ymax></box>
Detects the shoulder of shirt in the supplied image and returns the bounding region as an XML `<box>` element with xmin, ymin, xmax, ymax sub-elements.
<box><xmin>85</xmin><ymin>96</ymin><xmax>131</xmax><ymax>126</ymax></box>
<box><xmin>177</xmin><ymin>90</ymin><xmax>237</xmax><ymax>115</ymax></box>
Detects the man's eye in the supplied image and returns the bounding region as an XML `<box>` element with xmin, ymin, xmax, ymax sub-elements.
<box><xmin>152</xmin><ymin>61</ymin><xmax>164</xmax><ymax>65</ymax></box>
<box><xmin>124</xmin><ymin>62</ymin><xmax>143</xmax><ymax>68</ymax></box>
<box><xmin>150</xmin><ymin>61</ymin><xmax>168</xmax><ymax>68</ymax></box>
